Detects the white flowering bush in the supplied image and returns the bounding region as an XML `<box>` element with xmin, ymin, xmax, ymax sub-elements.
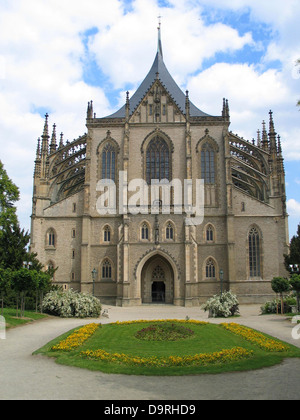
<box><xmin>202</xmin><ymin>291</ymin><xmax>239</xmax><ymax>318</ymax></box>
<box><xmin>42</xmin><ymin>289</ymin><xmax>101</xmax><ymax>318</ymax></box>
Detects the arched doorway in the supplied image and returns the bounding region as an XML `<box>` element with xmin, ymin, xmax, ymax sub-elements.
<box><xmin>141</xmin><ymin>255</ymin><xmax>174</xmax><ymax>304</ymax></box>
<box><xmin>152</xmin><ymin>281</ymin><xmax>166</xmax><ymax>303</ymax></box>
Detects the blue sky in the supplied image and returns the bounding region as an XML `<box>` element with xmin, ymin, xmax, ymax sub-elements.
<box><xmin>0</xmin><ymin>0</ymin><xmax>299</xmax><ymax>239</ymax></box>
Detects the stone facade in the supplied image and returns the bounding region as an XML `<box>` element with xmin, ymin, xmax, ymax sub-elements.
<box><xmin>30</xmin><ymin>30</ymin><xmax>289</xmax><ymax>306</ymax></box>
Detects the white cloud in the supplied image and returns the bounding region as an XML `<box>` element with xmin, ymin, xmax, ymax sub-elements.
<box><xmin>287</xmin><ymin>199</ymin><xmax>300</xmax><ymax>217</ymax></box>
<box><xmin>89</xmin><ymin>0</ymin><xmax>254</xmax><ymax>88</ymax></box>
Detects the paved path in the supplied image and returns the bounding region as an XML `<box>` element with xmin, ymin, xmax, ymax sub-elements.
<box><xmin>1</xmin><ymin>304</ymin><xmax>300</xmax><ymax>400</ymax></box>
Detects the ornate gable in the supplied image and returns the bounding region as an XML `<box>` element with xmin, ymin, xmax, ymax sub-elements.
<box><xmin>129</xmin><ymin>79</ymin><xmax>186</xmax><ymax>124</ymax></box>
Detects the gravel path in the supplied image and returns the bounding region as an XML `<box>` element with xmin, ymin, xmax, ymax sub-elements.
<box><xmin>1</xmin><ymin>304</ymin><xmax>300</xmax><ymax>400</ymax></box>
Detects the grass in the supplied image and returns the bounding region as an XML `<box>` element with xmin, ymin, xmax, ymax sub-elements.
<box><xmin>1</xmin><ymin>307</ymin><xmax>47</xmax><ymax>328</ymax></box>
<box><xmin>34</xmin><ymin>320</ymin><xmax>300</xmax><ymax>376</ymax></box>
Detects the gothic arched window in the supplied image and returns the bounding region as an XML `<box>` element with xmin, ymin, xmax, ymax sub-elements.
<box><xmin>249</xmin><ymin>227</ymin><xmax>261</xmax><ymax>277</ymax></box>
<box><xmin>146</xmin><ymin>137</ymin><xmax>170</xmax><ymax>184</ymax></box>
<box><xmin>102</xmin><ymin>259</ymin><xmax>112</xmax><ymax>280</ymax></box>
<box><xmin>46</xmin><ymin>229</ymin><xmax>56</xmax><ymax>247</ymax></box>
<box><xmin>103</xmin><ymin>226</ymin><xmax>111</xmax><ymax>242</ymax></box>
<box><xmin>102</xmin><ymin>143</ymin><xmax>116</xmax><ymax>182</ymax></box>
<box><xmin>206</xmin><ymin>225</ymin><xmax>214</xmax><ymax>242</ymax></box>
<box><xmin>166</xmin><ymin>222</ymin><xmax>174</xmax><ymax>240</ymax></box>
<box><xmin>201</xmin><ymin>143</ymin><xmax>215</xmax><ymax>184</ymax></box>
<box><xmin>141</xmin><ymin>223</ymin><xmax>149</xmax><ymax>240</ymax></box>
<box><xmin>206</xmin><ymin>258</ymin><xmax>216</xmax><ymax>278</ymax></box>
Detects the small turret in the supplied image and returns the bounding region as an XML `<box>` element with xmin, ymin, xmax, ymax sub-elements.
<box><xmin>257</xmin><ymin>130</ymin><xmax>261</xmax><ymax>148</ymax></box>
<box><xmin>87</xmin><ymin>101</ymin><xmax>93</xmax><ymax>119</ymax></box>
<box><xmin>262</xmin><ymin>120</ymin><xmax>268</xmax><ymax>151</ymax></box>
<box><xmin>41</xmin><ymin>113</ymin><xmax>49</xmax><ymax>156</ymax></box>
<box><xmin>50</xmin><ymin>123</ymin><xmax>57</xmax><ymax>154</ymax></box>
<box><xmin>185</xmin><ymin>90</ymin><xmax>190</xmax><ymax>120</ymax></box>
<box><xmin>125</xmin><ymin>91</ymin><xmax>130</xmax><ymax>121</ymax></box>
<box><xmin>222</xmin><ymin>98</ymin><xmax>230</xmax><ymax>122</ymax></box>
<box><xmin>59</xmin><ymin>132</ymin><xmax>64</xmax><ymax>148</ymax></box>
<box><xmin>34</xmin><ymin>138</ymin><xmax>41</xmax><ymax>178</ymax></box>
<box><xmin>268</xmin><ymin>110</ymin><xmax>277</xmax><ymax>153</ymax></box>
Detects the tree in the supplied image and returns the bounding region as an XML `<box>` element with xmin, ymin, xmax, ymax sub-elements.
<box><xmin>0</xmin><ymin>160</ymin><xmax>40</xmax><ymax>271</ymax></box>
<box><xmin>0</xmin><ymin>160</ymin><xmax>20</xmax><ymax>229</ymax></box>
<box><xmin>0</xmin><ymin>268</ymin><xmax>12</xmax><ymax>316</ymax></box>
<box><xmin>0</xmin><ymin>224</ymin><xmax>31</xmax><ymax>270</ymax></box>
<box><xmin>285</xmin><ymin>223</ymin><xmax>300</xmax><ymax>272</ymax></box>
<box><xmin>290</xmin><ymin>274</ymin><xmax>300</xmax><ymax>313</ymax></box>
<box><xmin>271</xmin><ymin>277</ymin><xmax>290</xmax><ymax>314</ymax></box>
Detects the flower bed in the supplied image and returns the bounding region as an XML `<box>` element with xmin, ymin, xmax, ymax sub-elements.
<box><xmin>135</xmin><ymin>323</ymin><xmax>194</xmax><ymax>341</ymax></box>
<box><xmin>51</xmin><ymin>323</ymin><xmax>100</xmax><ymax>351</ymax></box>
<box><xmin>80</xmin><ymin>346</ymin><xmax>253</xmax><ymax>367</ymax></box>
<box><xmin>220</xmin><ymin>323</ymin><xmax>289</xmax><ymax>352</ymax></box>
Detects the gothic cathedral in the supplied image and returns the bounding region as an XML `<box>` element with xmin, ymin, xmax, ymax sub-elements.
<box><xmin>30</xmin><ymin>27</ymin><xmax>289</xmax><ymax>306</ymax></box>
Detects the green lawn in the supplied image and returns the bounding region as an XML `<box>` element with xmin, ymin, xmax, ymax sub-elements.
<box><xmin>1</xmin><ymin>307</ymin><xmax>47</xmax><ymax>328</ymax></box>
<box><xmin>35</xmin><ymin>320</ymin><xmax>300</xmax><ymax>376</ymax></box>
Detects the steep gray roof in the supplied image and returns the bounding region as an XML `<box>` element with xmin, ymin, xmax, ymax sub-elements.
<box><xmin>105</xmin><ymin>29</ymin><xmax>210</xmax><ymax>119</ymax></box>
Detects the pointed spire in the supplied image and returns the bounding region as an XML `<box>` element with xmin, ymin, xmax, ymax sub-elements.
<box><xmin>185</xmin><ymin>90</ymin><xmax>190</xmax><ymax>118</ymax></box>
<box><xmin>87</xmin><ymin>101</ymin><xmax>93</xmax><ymax>119</ymax></box>
<box><xmin>268</xmin><ymin>110</ymin><xmax>277</xmax><ymax>152</ymax></box>
<box><xmin>43</xmin><ymin>113</ymin><xmax>49</xmax><ymax>137</ymax></box>
<box><xmin>59</xmin><ymin>132</ymin><xmax>64</xmax><ymax>148</ymax></box>
<box><xmin>222</xmin><ymin>98</ymin><xmax>226</xmax><ymax>117</ymax></box>
<box><xmin>262</xmin><ymin>120</ymin><xmax>268</xmax><ymax>151</ymax></box>
<box><xmin>257</xmin><ymin>130</ymin><xmax>261</xmax><ymax>148</ymax></box>
<box><xmin>36</xmin><ymin>137</ymin><xmax>41</xmax><ymax>158</ymax></box>
<box><xmin>222</xmin><ymin>98</ymin><xmax>230</xmax><ymax>121</ymax></box>
<box><xmin>41</xmin><ymin>113</ymin><xmax>50</xmax><ymax>156</ymax></box>
<box><xmin>34</xmin><ymin>138</ymin><xmax>41</xmax><ymax>178</ymax></box>
<box><xmin>277</xmin><ymin>135</ymin><xmax>282</xmax><ymax>156</ymax></box>
<box><xmin>226</xmin><ymin>99</ymin><xmax>230</xmax><ymax>121</ymax></box>
<box><xmin>125</xmin><ymin>91</ymin><xmax>130</xmax><ymax>121</ymax></box>
<box><xmin>50</xmin><ymin>124</ymin><xmax>57</xmax><ymax>154</ymax></box>
<box><xmin>157</xmin><ymin>17</ymin><xmax>163</xmax><ymax>58</ymax></box>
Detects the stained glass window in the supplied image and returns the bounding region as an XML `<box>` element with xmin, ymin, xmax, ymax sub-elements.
<box><xmin>102</xmin><ymin>144</ymin><xmax>116</xmax><ymax>182</ymax></box>
<box><xmin>249</xmin><ymin>228</ymin><xmax>261</xmax><ymax>277</ymax></box>
<box><xmin>146</xmin><ymin>137</ymin><xmax>170</xmax><ymax>184</ymax></box>
<box><xmin>201</xmin><ymin>143</ymin><xmax>215</xmax><ymax>184</ymax></box>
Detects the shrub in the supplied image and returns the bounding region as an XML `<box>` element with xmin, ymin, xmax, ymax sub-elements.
<box><xmin>202</xmin><ymin>291</ymin><xmax>239</xmax><ymax>318</ymax></box>
<box><xmin>261</xmin><ymin>296</ymin><xmax>297</xmax><ymax>314</ymax></box>
<box><xmin>42</xmin><ymin>289</ymin><xmax>101</xmax><ymax>318</ymax></box>
<box><xmin>271</xmin><ymin>277</ymin><xmax>290</xmax><ymax>314</ymax></box>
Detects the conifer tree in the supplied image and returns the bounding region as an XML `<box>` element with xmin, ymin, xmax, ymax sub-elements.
<box><xmin>285</xmin><ymin>224</ymin><xmax>300</xmax><ymax>272</ymax></box>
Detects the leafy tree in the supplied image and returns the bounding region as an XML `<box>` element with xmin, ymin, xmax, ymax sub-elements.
<box><xmin>12</xmin><ymin>268</ymin><xmax>36</xmax><ymax>317</ymax></box>
<box><xmin>0</xmin><ymin>160</ymin><xmax>41</xmax><ymax>271</ymax></box>
<box><xmin>0</xmin><ymin>160</ymin><xmax>19</xmax><ymax>229</ymax></box>
<box><xmin>290</xmin><ymin>274</ymin><xmax>300</xmax><ymax>312</ymax></box>
<box><xmin>0</xmin><ymin>224</ymin><xmax>30</xmax><ymax>270</ymax></box>
<box><xmin>285</xmin><ymin>223</ymin><xmax>300</xmax><ymax>271</ymax></box>
<box><xmin>0</xmin><ymin>268</ymin><xmax>12</xmax><ymax>315</ymax></box>
<box><xmin>271</xmin><ymin>277</ymin><xmax>290</xmax><ymax>314</ymax></box>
